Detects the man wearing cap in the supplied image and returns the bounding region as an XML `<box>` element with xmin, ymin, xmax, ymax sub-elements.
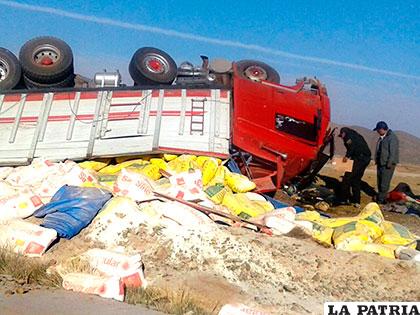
<box><xmin>373</xmin><ymin>121</ymin><xmax>399</xmax><ymax>204</ymax></box>
<box><xmin>338</xmin><ymin>127</ymin><xmax>372</xmax><ymax>207</ymax></box>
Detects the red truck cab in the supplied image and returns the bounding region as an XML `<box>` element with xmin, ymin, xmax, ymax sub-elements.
<box><xmin>231</xmin><ymin>65</ymin><xmax>331</xmax><ymax>191</ymax></box>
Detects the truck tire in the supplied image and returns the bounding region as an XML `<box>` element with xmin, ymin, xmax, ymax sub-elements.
<box><xmin>0</xmin><ymin>48</ymin><xmax>22</xmax><ymax>91</ymax></box>
<box><xmin>23</xmin><ymin>73</ymin><xmax>75</xmax><ymax>89</ymax></box>
<box><xmin>129</xmin><ymin>47</ymin><xmax>177</xmax><ymax>85</ymax></box>
<box><xmin>19</xmin><ymin>36</ymin><xmax>74</xmax><ymax>84</ymax></box>
<box><xmin>236</xmin><ymin>60</ymin><xmax>280</xmax><ymax>83</ymax></box>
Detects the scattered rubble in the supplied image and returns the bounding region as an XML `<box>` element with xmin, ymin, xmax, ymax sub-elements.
<box><xmin>0</xmin><ymin>155</ymin><xmax>419</xmax><ymax>314</ymax></box>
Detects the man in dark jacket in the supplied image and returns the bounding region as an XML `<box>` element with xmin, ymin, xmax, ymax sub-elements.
<box><xmin>373</xmin><ymin>121</ymin><xmax>399</xmax><ymax>204</ymax></box>
<box><xmin>338</xmin><ymin>127</ymin><xmax>372</xmax><ymax>207</ymax></box>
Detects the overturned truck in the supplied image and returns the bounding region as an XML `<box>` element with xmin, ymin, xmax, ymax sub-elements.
<box><xmin>0</xmin><ymin>36</ymin><xmax>333</xmax><ymax>192</ymax></box>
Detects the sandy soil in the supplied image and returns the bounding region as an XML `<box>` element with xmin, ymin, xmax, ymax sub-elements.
<box><xmin>320</xmin><ymin>163</ymin><xmax>420</xmax><ymax>236</ymax></box>
<box><xmin>2</xmin><ymin>164</ymin><xmax>420</xmax><ymax>315</ymax></box>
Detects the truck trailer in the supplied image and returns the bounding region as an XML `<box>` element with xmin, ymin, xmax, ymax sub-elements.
<box><xmin>0</xmin><ymin>36</ymin><xmax>333</xmax><ymax>192</ymax></box>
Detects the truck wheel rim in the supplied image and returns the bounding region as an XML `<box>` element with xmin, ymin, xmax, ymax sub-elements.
<box><xmin>32</xmin><ymin>44</ymin><xmax>60</xmax><ymax>66</ymax></box>
<box><xmin>0</xmin><ymin>57</ymin><xmax>9</xmax><ymax>82</ymax></box>
<box><xmin>244</xmin><ymin>65</ymin><xmax>268</xmax><ymax>81</ymax></box>
<box><xmin>143</xmin><ymin>54</ymin><xmax>169</xmax><ymax>74</ymax></box>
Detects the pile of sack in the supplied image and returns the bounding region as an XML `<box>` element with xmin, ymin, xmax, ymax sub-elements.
<box><xmin>0</xmin><ymin>154</ymin><xmax>419</xmax><ymax>303</ymax></box>
<box><xmin>295</xmin><ymin>202</ymin><xmax>419</xmax><ymax>259</ymax></box>
<box><xmin>0</xmin><ymin>154</ymin><xmax>285</xmax><ymax>301</ymax></box>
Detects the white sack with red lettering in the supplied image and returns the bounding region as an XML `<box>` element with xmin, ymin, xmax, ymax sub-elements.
<box><xmin>6</xmin><ymin>159</ymin><xmax>59</xmax><ymax>187</ymax></box>
<box><xmin>83</xmin><ymin>248</ymin><xmax>147</xmax><ymax>288</ymax></box>
<box><xmin>0</xmin><ymin>191</ymin><xmax>43</xmax><ymax>220</ymax></box>
<box><xmin>62</xmin><ymin>272</ymin><xmax>124</xmax><ymax>301</ymax></box>
<box><xmin>218</xmin><ymin>303</ymin><xmax>270</xmax><ymax>315</ymax></box>
<box><xmin>167</xmin><ymin>170</ymin><xmax>205</xmax><ymax>201</ymax></box>
<box><xmin>156</xmin><ymin>201</ymin><xmax>214</xmax><ymax>231</ymax></box>
<box><xmin>113</xmin><ymin>169</ymin><xmax>154</xmax><ymax>202</ymax></box>
<box><xmin>0</xmin><ymin>219</ymin><xmax>57</xmax><ymax>257</ymax></box>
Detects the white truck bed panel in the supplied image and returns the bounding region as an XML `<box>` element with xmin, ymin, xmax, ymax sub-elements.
<box><xmin>0</xmin><ymin>88</ymin><xmax>231</xmax><ymax>165</ymax></box>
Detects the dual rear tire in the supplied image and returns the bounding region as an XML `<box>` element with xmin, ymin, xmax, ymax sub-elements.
<box><xmin>19</xmin><ymin>36</ymin><xmax>75</xmax><ymax>89</ymax></box>
<box><xmin>2</xmin><ymin>38</ymin><xmax>281</xmax><ymax>91</ymax></box>
<box><xmin>128</xmin><ymin>48</ymin><xmax>280</xmax><ymax>85</ymax></box>
<box><xmin>129</xmin><ymin>47</ymin><xmax>177</xmax><ymax>85</ymax></box>
<box><xmin>236</xmin><ymin>60</ymin><xmax>280</xmax><ymax>83</ymax></box>
<box><xmin>0</xmin><ymin>37</ymin><xmax>76</xmax><ymax>91</ymax></box>
<box><xmin>0</xmin><ymin>48</ymin><xmax>22</xmax><ymax>91</ymax></box>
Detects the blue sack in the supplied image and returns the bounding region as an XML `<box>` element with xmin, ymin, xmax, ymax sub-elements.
<box><xmin>34</xmin><ymin>185</ymin><xmax>112</xmax><ymax>239</ymax></box>
<box><xmin>263</xmin><ymin>194</ymin><xmax>304</xmax><ymax>213</ymax></box>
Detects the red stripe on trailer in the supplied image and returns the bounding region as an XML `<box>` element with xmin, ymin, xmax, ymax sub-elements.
<box><xmin>53</xmin><ymin>92</ymin><xmax>77</xmax><ymax>100</ymax></box>
<box><xmin>2</xmin><ymin>94</ymin><xmax>44</xmax><ymax>102</ymax></box>
<box><xmin>158</xmin><ymin>147</ymin><xmax>229</xmax><ymax>158</ymax></box>
<box><xmin>80</xmin><ymin>91</ymin><xmax>101</xmax><ymax>99</ymax></box>
<box><xmin>164</xmin><ymin>90</ymin><xmax>182</xmax><ymax>97</ymax></box>
<box><xmin>0</xmin><ymin>110</ymin><xmax>207</xmax><ymax>124</ymax></box>
<box><xmin>186</xmin><ymin>90</ymin><xmax>211</xmax><ymax>97</ymax></box>
<box><xmin>26</xmin><ymin>94</ymin><xmax>45</xmax><ymax>101</ymax></box>
<box><xmin>1</xmin><ymin>88</ymin><xmax>218</xmax><ymax>103</ymax></box>
<box><xmin>112</xmin><ymin>90</ymin><xmax>142</xmax><ymax>98</ymax></box>
<box><xmin>110</xmin><ymin>102</ymin><xmax>144</xmax><ymax>107</ymax></box>
<box><xmin>103</xmin><ymin>110</ymin><xmax>206</xmax><ymax>120</ymax></box>
<box><xmin>4</xmin><ymin>95</ymin><xmax>23</xmax><ymax>102</ymax></box>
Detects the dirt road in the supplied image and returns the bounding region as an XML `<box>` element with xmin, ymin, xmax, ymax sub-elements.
<box><xmin>0</xmin><ymin>289</ymin><xmax>166</xmax><ymax>315</ymax></box>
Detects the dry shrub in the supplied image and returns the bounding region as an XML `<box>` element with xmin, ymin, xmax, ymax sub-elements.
<box><xmin>126</xmin><ymin>286</ymin><xmax>219</xmax><ymax>315</ymax></box>
<box><xmin>0</xmin><ymin>246</ymin><xmax>61</xmax><ymax>287</ymax></box>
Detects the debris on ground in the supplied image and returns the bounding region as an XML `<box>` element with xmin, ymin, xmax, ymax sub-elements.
<box><xmin>0</xmin><ymin>155</ymin><xmax>419</xmax><ymax>313</ymax></box>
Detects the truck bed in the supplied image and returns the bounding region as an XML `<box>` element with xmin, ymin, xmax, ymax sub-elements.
<box><xmin>0</xmin><ymin>86</ymin><xmax>231</xmax><ymax>165</ymax></box>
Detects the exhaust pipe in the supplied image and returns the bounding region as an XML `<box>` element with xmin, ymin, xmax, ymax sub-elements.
<box><xmin>200</xmin><ymin>55</ymin><xmax>209</xmax><ymax>70</ymax></box>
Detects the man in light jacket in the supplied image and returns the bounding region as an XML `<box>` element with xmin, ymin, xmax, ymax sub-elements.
<box><xmin>373</xmin><ymin>121</ymin><xmax>399</xmax><ymax>204</ymax></box>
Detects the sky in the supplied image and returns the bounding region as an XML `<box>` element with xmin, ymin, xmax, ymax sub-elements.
<box><xmin>0</xmin><ymin>0</ymin><xmax>419</xmax><ymax>136</ymax></box>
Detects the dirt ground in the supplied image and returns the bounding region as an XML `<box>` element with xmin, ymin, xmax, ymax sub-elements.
<box><xmin>320</xmin><ymin>163</ymin><xmax>420</xmax><ymax>235</ymax></box>
<box><xmin>2</xmin><ymin>163</ymin><xmax>420</xmax><ymax>315</ymax></box>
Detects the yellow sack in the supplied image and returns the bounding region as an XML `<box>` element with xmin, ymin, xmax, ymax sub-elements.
<box><xmin>127</xmin><ymin>163</ymin><xmax>161</xmax><ymax>181</ymax></box>
<box><xmin>167</xmin><ymin>155</ymin><xmax>198</xmax><ymax>173</ymax></box>
<box><xmin>196</xmin><ymin>156</ymin><xmax>209</xmax><ymax>168</ymax></box>
<box><xmin>362</xmin><ymin>243</ymin><xmax>397</xmax><ymax>259</ymax></box>
<box><xmin>79</xmin><ymin>159</ymin><xmax>110</xmax><ymax>171</ymax></box>
<box><xmin>225</xmin><ymin>172</ymin><xmax>256</xmax><ymax>193</ymax></box>
<box><xmin>205</xmin><ymin>183</ymin><xmax>230</xmax><ymax>204</ymax></box>
<box><xmin>202</xmin><ymin>158</ymin><xmax>218</xmax><ymax>185</ymax></box>
<box><xmin>99</xmin><ymin>159</ymin><xmax>148</xmax><ymax>175</ymax></box>
<box><xmin>196</xmin><ymin>156</ymin><xmax>222</xmax><ymax>168</ymax></box>
<box><xmin>207</xmin><ymin>166</ymin><xmax>227</xmax><ymax>186</ymax></box>
<box><xmin>177</xmin><ymin>154</ymin><xmax>197</xmax><ymax>161</ymax></box>
<box><xmin>98</xmin><ymin>174</ymin><xmax>118</xmax><ymax>188</ymax></box>
<box><xmin>155</xmin><ymin>177</ymin><xmax>172</xmax><ymax>190</ymax></box>
<box><xmin>81</xmin><ymin>182</ymin><xmax>111</xmax><ymax>191</ymax></box>
<box><xmin>321</xmin><ymin>217</ymin><xmax>359</xmax><ymax>228</ymax></box>
<box><xmin>296</xmin><ymin>211</ymin><xmax>322</xmax><ymax>223</ymax></box>
<box><xmin>163</xmin><ymin>154</ymin><xmax>178</xmax><ymax>161</ymax></box>
<box><xmin>311</xmin><ymin>222</ymin><xmax>334</xmax><ymax>247</ymax></box>
<box><xmin>115</xmin><ymin>156</ymin><xmax>145</xmax><ymax>164</ymax></box>
<box><xmin>222</xmin><ymin>191</ymin><xmax>272</xmax><ymax>219</ymax></box>
<box><xmin>380</xmin><ymin>221</ymin><xmax>417</xmax><ymax>248</ymax></box>
<box><xmin>297</xmin><ymin>203</ymin><xmax>385</xmax><ymax>229</ymax></box>
<box><xmin>358</xmin><ymin>202</ymin><xmax>385</xmax><ymax>226</ymax></box>
<box><xmin>150</xmin><ymin>158</ymin><xmax>168</xmax><ymax>171</ymax></box>
<box><xmin>295</xmin><ymin>210</ymin><xmax>348</xmax><ymax>228</ymax></box>
<box><xmin>333</xmin><ymin>220</ymin><xmax>383</xmax><ymax>250</ymax></box>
